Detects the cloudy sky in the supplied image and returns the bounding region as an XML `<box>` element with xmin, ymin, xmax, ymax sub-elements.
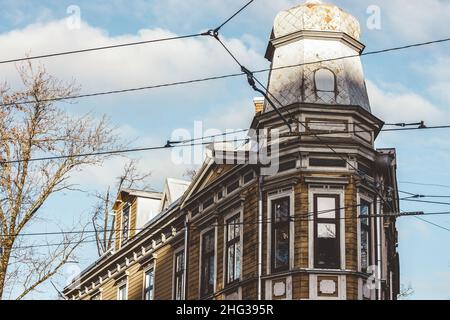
<box><xmin>1</xmin><ymin>0</ymin><xmax>450</xmax><ymax>299</ymax></box>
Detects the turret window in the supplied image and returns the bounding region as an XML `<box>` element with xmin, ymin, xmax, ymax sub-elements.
<box><xmin>314</xmin><ymin>68</ymin><xmax>336</xmax><ymax>100</ymax></box>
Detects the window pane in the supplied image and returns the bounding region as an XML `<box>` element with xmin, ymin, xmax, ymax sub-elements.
<box><xmin>228</xmin><ymin>245</ymin><xmax>234</xmax><ymax>283</ymax></box>
<box><xmin>317</xmin><ymin>197</ymin><xmax>336</xmax><ymax>219</ymax></box>
<box><xmin>235</xmin><ymin>242</ymin><xmax>241</xmax><ymax>280</ymax></box>
<box><xmin>274</xmin><ymin>226</ymin><xmax>289</xmax><ymax>269</ymax></box>
<box><xmin>274</xmin><ymin>198</ymin><xmax>290</xmax><ymax>222</ymax></box>
<box><xmin>317</xmin><ymin>223</ymin><xmax>336</xmax><ymax>238</ymax></box>
<box><xmin>315</xmin><ymin>68</ymin><xmax>335</xmax><ymax>92</ymax></box>
<box><xmin>316</xmin><ymin>238</ymin><xmax>340</xmax><ymax>268</ymax></box>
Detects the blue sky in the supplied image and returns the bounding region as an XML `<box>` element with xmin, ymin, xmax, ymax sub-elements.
<box><xmin>1</xmin><ymin>0</ymin><xmax>449</xmax><ymax>299</ymax></box>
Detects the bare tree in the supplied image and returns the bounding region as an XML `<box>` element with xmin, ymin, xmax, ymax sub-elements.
<box><xmin>91</xmin><ymin>160</ymin><xmax>151</xmax><ymax>257</ymax></box>
<box><xmin>398</xmin><ymin>284</ymin><xmax>415</xmax><ymax>300</ymax></box>
<box><xmin>0</xmin><ymin>61</ymin><xmax>121</xmax><ymax>299</ymax></box>
<box><xmin>183</xmin><ymin>168</ymin><xmax>197</xmax><ymax>181</ymax></box>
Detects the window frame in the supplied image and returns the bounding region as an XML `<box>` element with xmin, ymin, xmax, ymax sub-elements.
<box><xmin>313</xmin><ymin>194</ymin><xmax>341</xmax><ymax>269</ymax></box>
<box><xmin>266</xmin><ymin>189</ymin><xmax>294</xmax><ymax>275</ymax></box>
<box><xmin>314</xmin><ymin>67</ymin><xmax>337</xmax><ymax>98</ymax></box>
<box><xmin>120</xmin><ymin>204</ymin><xmax>131</xmax><ymax>247</ymax></box>
<box><xmin>225</xmin><ymin>213</ymin><xmax>242</xmax><ymax>285</ymax></box>
<box><xmin>358</xmin><ymin>198</ymin><xmax>373</xmax><ymax>273</ymax></box>
<box><xmin>173</xmin><ymin>248</ymin><xmax>185</xmax><ymax>300</ymax></box>
<box><xmin>199</xmin><ymin>228</ymin><xmax>216</xmax><ymax>298</ymax></box>
<box><xmin>143</xmin><ymin>267</ymin><xmax>155</xmax><ymax>300</ymax></box>
<box><xmin>270</xmin><ymin>196</ymin><xmax>291</xmax><ymax>273</ymax></box>
<box><xmin>117</xmin><ymin>280</ymin><xmax>128</xmax><ymax>300</ymax></box>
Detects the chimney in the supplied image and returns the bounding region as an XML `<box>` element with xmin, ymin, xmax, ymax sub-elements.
<box><xmin>253</xmin><ymin>97</ymin><xmax>264</xmax><ymax>113</ymax></box>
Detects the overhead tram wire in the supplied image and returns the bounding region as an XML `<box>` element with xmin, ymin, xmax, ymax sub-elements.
<box><xmin>0</xmin><ymin>33</ymin><xmax>204</xmax><ymax>65</ymax></box>
<box><xmin>2</xmin><ymin>36</ymin><xmax>450</xmax><ymax>107</ymax></box>
<box><xmin>7</xmin><ymin>210</ymin><xmax>450</xmax><ymax>248</ymax></box>
<box><xmin>0</xmin><ymin>0</ymin><xmax>255</xmax><ymax>65</ymax></box>
<box><xmin>210</xmin><ymin>34</ymin><xmax>450</xmax><ymax>234</ymax></box>
<box><xmin>0</xmin><ymin>135</ymin><xmax>249</xmax><ymax>165</ymax></box>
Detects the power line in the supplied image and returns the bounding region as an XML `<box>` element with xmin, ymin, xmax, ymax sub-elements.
<box><xmin>0</xmin><ymin>34</ymin><xmax>203</xmax><ymax>65</ymax></box>
<box><xmin>0</xmin><ymin>135</ymin><xmax>249</xmax><ymax>165</ymax></box>
<box><xmin>2</xmin><ymin>37</ymin><xmax>450</xmax><ymax>107</ymax></box>
<box><xmin>399</xmin><ymin>181</ymin><xmax>450</xmax><ymax>189</ymax></box>
<box><xmin>401</xmin><ymin>198</ymin><xmax>450</xmax><ymax>206</ymax></box>
<box><xmin>0</xmin><ymin>0</ymin><xmax>255</xmax><ymax>66</ymax></box>
<box><xmin>208</xmin><ymin>30</ymin><xmax>450</xmax><ymax>236</ymax></box>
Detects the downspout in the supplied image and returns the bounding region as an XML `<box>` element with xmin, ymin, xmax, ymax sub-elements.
<box><xmin>376</xmin><ymin>193</ymin><xmax>382</xmax><ymax>300</ymax></box>
<box><xmin>183</xmin><ymin>214</ymin><xmax>190</xmax><ymax>300</ymax></box>
<box><xmin>257</xmin><ymin>174</ymin><xmax>264</xmax><ymax>300</ymax></box>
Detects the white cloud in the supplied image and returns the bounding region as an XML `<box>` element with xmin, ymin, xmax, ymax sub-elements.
<box><xmin>367</xmin><ymin>79</ymin><xmax>445</xmax><ymax>123</ymax></box>
<box><xmin>0</xmin><ymin>18</ymin><xmax>267</xmax><ymax>96</ymax></box>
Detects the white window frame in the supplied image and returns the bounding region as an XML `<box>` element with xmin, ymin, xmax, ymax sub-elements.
<box><xmin>223</xmin><ymin>208</ymin><xmax>243</xmax><ymax>286</ymax></box>
<box><xmin>266</xmin><ymin>188</ymin><xmax>295</xmax><ymax>274</ymax></box>
<box><xmin>308</xmin><ymin>186</ymin><xmax>346</xmax><ymax>270</ymax></box>
<box><xmin>142</xmin><ymin>264</ymin><xmax>155</xmax><ymax>300</ymax></box>
<box><xmin>198</xmin><ymin>225</ymin><xmax>217</xmax><ymax>299</ymax></box>
<box><xmin>119</xmin><ymin>203</ymin><xmax>131</xmax><ymax>249</ymax></box>
<box><xmin>172</xmin><ymin>246</ymin><xmax>185</xmax><ymax>300</ymax></box>
<box><xmin>117</xmin><ymin>279</ymin><xmax>128</xmax><ymax>300</ymax></box>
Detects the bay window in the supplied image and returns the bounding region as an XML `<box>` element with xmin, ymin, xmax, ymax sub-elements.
<box><xmin>271</xmin><ymin>197</ymin><xmax>290</xmax><ymax>272</ymax></box>
<box><xmin>314</xmin><ymin>194</ymin><xmax>340</xmax><ymax>269</ymax></box>
<box><xmin>360</xmin><ymin>200</ymin><xmax>371</xmax><ymax>272</ymax></box>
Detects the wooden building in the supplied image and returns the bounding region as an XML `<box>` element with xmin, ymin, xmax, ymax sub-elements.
<box><xmin>64</xmin><ymin>0</ymin><xmax>400</xmax><ymax>301</ymax></box>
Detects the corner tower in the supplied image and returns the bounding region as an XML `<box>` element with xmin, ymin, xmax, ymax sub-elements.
<box><xmin>265</xmin><ymin>0</ymin><xmax>370</xmax><ymax>111</ymax></box>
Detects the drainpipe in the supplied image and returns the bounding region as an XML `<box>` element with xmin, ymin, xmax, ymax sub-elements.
<box><xmin>183</xmin><ymin>215</ymin><xmax>190</xmax><ymax>300</ymax></box>
<box><xmin>376</xmin><ymin>194</ymin><xmax>382</xmax><ymax>300</ymax></box>
<box><xmin>257</xmin><ymin>174</ymin><xmax>264</xmax><ymax>300</ymax></box>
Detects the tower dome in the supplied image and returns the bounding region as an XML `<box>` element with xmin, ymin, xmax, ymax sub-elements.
<box><xmin>265</xmin><ymin>0</ymin><xmax>371</xmax><ymax>112</ymax></box>
<box><xmin>273</xmin><ymin>0</ymin><xmax>361</xmax><ymax>40</ymax></box>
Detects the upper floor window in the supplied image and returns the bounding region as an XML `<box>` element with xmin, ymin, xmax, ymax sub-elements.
<box><xmin>201</xmin><ymin>230</ymin><xmax>215</xmax><ymax>297</ymax></box>
<box><xmin>174</xmin><ymin>250</ymin><xmax>184</xmax><ymax>300</ymax></box>
<box><xmin>314</xmin><ymin>194</ymin><xmax>341</xmax><ymax>269</ymax></box>
<box><xmin>121</xmin><ymin>205</ymin><xmax>130</xmax><ymax>246</ymax></box>
<box><xmin>360</xmin><ymin>200</ymin><xmax>371</xmax><ymax>273</ymax></box>
<box><xmin>226</xmin><ymin>215</ymin><xmax>241</xmax><ymax>284</ymax></box>
<box><xmin>117</xmin><ymin>280</ymin><xmax>128</xmax><ymax>300</ymax></box>
<box><xmin>314</xmin><ymin>68</ymin><xmax>336</xmax><ymax>100</ymax></box>
<box><xmin>144</xmin><ymin>268</ymin><xmax>154</xmax><ymax>300</ymax></box>
<box><xmin>271</xmin><ymin>197</ymin><xmax>290</xmax><ymax>272</ymax></box>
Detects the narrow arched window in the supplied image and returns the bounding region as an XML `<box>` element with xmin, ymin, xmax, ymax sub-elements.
<box><xmin>314</xmin><ymin>68</ymin><xmax>336</xmax><ymax>101</ymax></box>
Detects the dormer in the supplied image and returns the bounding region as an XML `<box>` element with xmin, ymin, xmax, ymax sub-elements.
<box><xmin>113</xmin><ymin>189</ymin><xmax>163</xmax><ymax>250</ymax></box>
<box><xmin>159</xmin><ymin>178</ymin><xmax>190</xmax><ymax>212</ymax></box>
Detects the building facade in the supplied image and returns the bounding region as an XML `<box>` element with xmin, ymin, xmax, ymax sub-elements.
<box><xmin>64</xmin><ymin>0</ymin><xmax>400</xmax><ymax>301</ymax></box>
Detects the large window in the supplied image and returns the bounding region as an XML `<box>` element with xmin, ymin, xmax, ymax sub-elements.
<box><xmin>117</xmin><ymin>281</ymin><xmax>127</xmax><ymax>300</ymax></box>
<box><xmin>201</xmin><ymin>230</ymin><xmax>215</xmax><ymax>297</ymax></box>
<box><xmin>226</xmin><ymin>215</ymin><xmax>241</xmax><ymax>284</ymax></box>
<box><xmin>271</xmin><ymin>197</ymin><xmax>290</xmax><ymax>272</ymax></box>
<box><xmin>144</xmin><ymin>268</ymin><xmax>154</xmax><ymax>300</ymax></box>
<box><xmin>314</xmin><ymin>194</ymin><xmax>340</xmax><ymax>269</ymax></box>
<box><xmin>360</xmin><ymin>200</ymin><xmax>371</xmax><ymax>273</ymax></box>
<box><xmin>174</xmin><ymin>250</ymin><xmax>184</xmax><ymax>300</ymax></box>
<box><xmin>121</xmin><ymin>205</ymin><xmax>130</xmax><ymax>246</ymax></box>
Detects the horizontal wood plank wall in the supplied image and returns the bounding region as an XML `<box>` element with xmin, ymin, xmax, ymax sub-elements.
<box><xmin>101</xmin><ymin>278</ymin><xmax>117</xmax><ymax>300</ymax></box>
<box><xmin>130</xmin><ymin>199</ymin><xmax>138</xmax><ymax>238</ymax></box>
<box><xmin>344</xmin><ymin>177</ymin><xmax>358</xmax><ymax>299</ymax></box>
<box><xmin>241</xmin><ymin>186</ymin><xmax>258</xmax><ymax>299</ymax></box>
<box><xmin>295</xmin><ymin>181</ymin><xmax>309</xmax><ymax>269</ymax></box>
<box><xmin>187</xmin><ymin>224</ymin><xmax>200</xmax><ymax>300</ymax></box>
<box><xmin>127</xmin><ymin>263</ymin><xmax>143</xmax><ymax>300</ymax></box>
<box><xmin>154</xmin><ymin>244</ymin><xmax>174</xmax><ymax>300</ymax></box>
